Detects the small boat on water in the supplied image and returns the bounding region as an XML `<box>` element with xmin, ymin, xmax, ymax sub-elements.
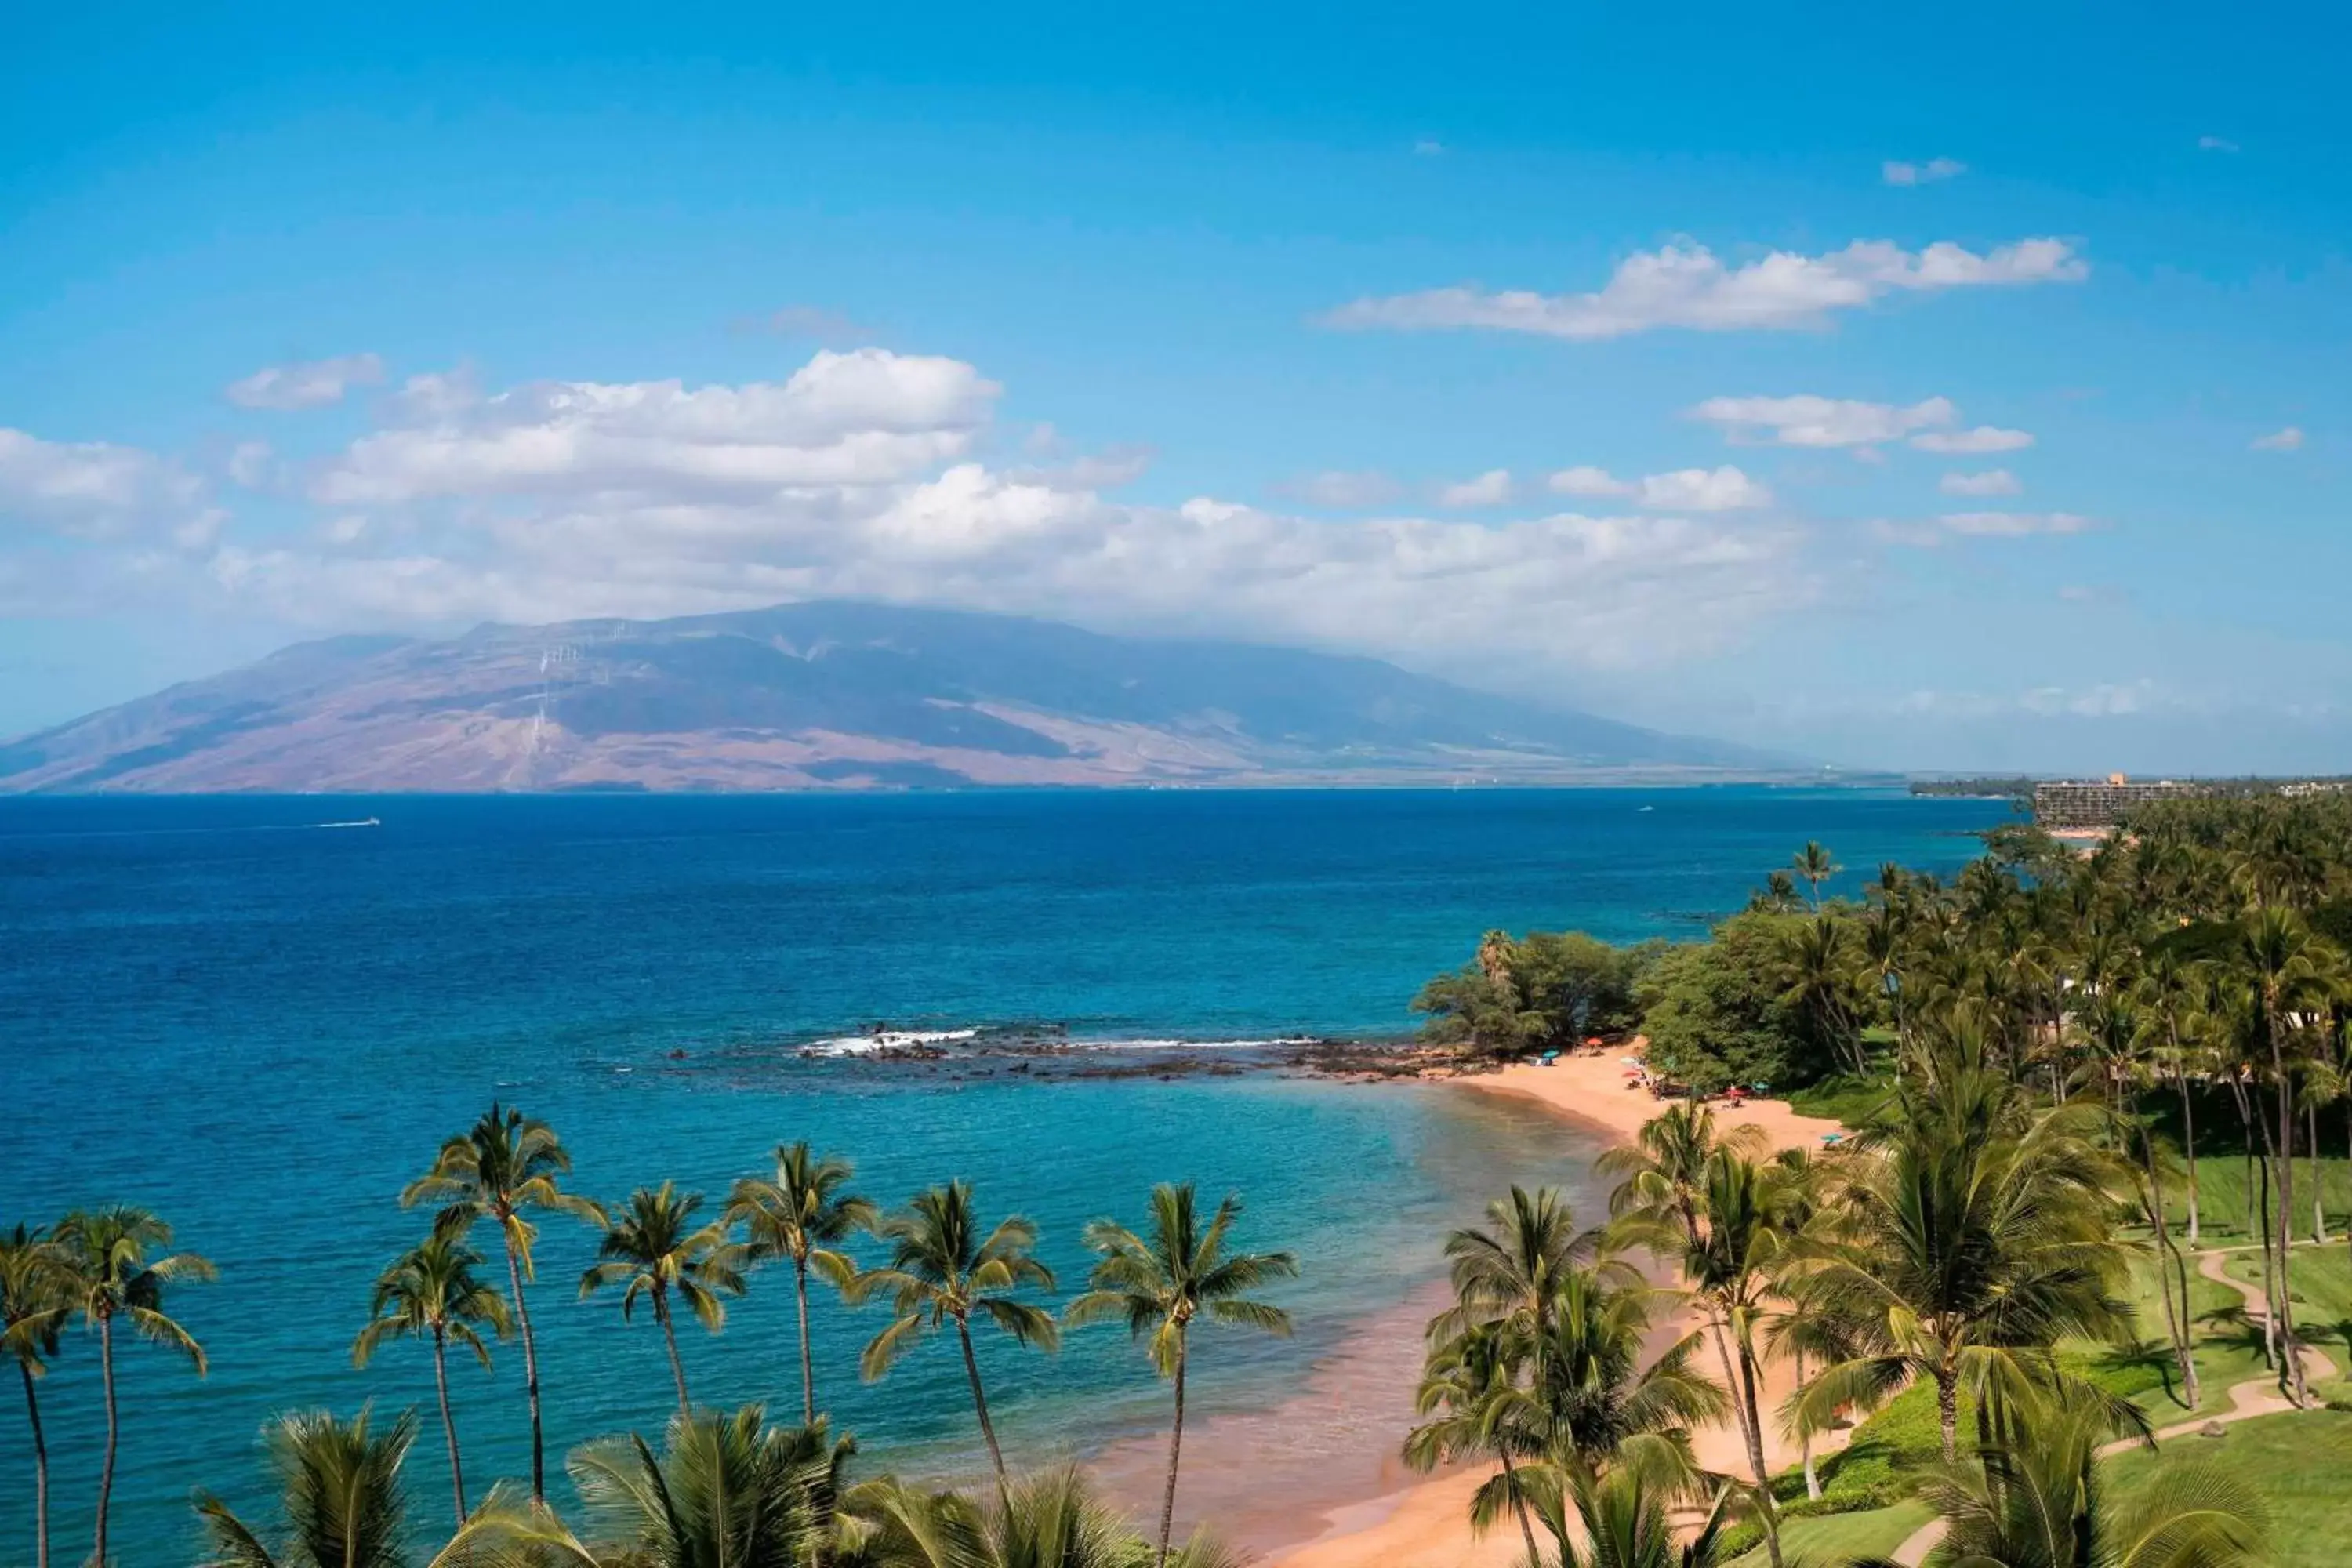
<box><xmin>315</xmin><ymin>816</ymin><xmax>383</xmax><ymax>829</ymax></box>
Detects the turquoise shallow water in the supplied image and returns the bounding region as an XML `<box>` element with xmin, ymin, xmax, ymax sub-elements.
<box><xmin>0</xmin><ymin>788</ymin><xmax>2006</xmax><ymax>1563</ymax></box>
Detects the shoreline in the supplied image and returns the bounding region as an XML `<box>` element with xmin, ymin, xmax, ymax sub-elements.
<box><xmin>1253</xmin><ymin>1052</ymin><xmax>1849</xmax><ymax>1568</ymax></box>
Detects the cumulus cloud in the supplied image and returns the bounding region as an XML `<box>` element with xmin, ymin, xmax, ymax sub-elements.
<box><xmin>1690</xmin><ymin>394</ymin><xmax>1958</xmax><ymax>448</ymax></box>
<box><xmin>1882</xmin><ymin>157</ymin><xmax>1966</xmax><ymax>186</ymax></box>
<box><xmin>13</xmin><ymin>347</ymin><xmax>1831</xmax><ymax>679</ymax></box>
<box><xmin>1878</xmin><ymin>510</ymin><xmax>2096</xmax><ymax>546</ymax></box>
<box><xmin>311</xmin><ymin>350</ymin><xmax>1000</xmax><ymax>505</ymax></box>
<box><xmin>1541</xmin><ymin>465</ymin><xmax>1772</xmax><ymax>511</ymax></box>
<box><xmin>1437</xmin><ymin>469</ymin><xmax>1514</xmax><ymax>507</ymax></box>
<box><xmin>2252</xmin><ymin>426</ymin><xmax>2304</xmax><ymax>452</ymax></box>
<box><xmin>1413</xmin><ymin>138</ymin><xmax>1446</xmax><ymax>156</ymax></box>
<box><xmin>225</xmin><ymin>353</ymin><xmax>387</xmax><ymax>411</ymax></box>
<box><xmin>2198</xmin><ymin>136</ymin><xmax>2240</xmax><ymax>153</ymax></box>
<box><xmin>1939</xmin><ymin>469</ymin><xmax>2021</xmax><ymax>496</ymax></box>
<box><xmin>1272</xmin><ymin>470</ymin><xmax>1402</xmax><ymax>508</ymax></box>
<box><xmin>1319</xmin><ymin>237</ymin><xmax>2085</xmax><ymax>341</ymax></box>
<box><xmin>0</xmin><ymin>428</ymin><xmax>209</xmax><ymax>539</ymax></box>
<box><xmin>1546</xmin><ymin>466</ymin><xmax>1633</xmax><ymax>499</ymax></box>
<box><xmin>1909</xmin><ymin>426</ymin><xmax>2034</xmax><ymax>454</ymax></box>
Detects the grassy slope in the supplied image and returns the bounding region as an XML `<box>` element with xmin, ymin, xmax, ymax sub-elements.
<box><xmin>1726</xmin><ymin>1501</ymin><xmax>1933</xmax><ymax>1568</ymax></box>
<box><xmin>2100</xmin><ymin>1410</ymin><xmax>2352</xmax><ymax>1568</ymax></box>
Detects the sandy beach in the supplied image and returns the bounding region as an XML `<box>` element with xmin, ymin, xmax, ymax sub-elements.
<box><xmin>1262</xmin><ymin>1052</ymin><xmax>1849</xmax><ymax>1568</ymax></box>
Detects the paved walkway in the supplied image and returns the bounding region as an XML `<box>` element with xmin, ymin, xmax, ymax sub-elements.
<box><xmin>1886</xmin><ymin>1247</ymin><xmax>2329</xmax><ymax>1567</ymax></box>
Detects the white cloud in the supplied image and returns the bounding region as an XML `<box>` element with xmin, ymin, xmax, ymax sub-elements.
<box><xmin>2198</xmin><ymin>136</ymin><xmax>2241</xmax><ymax>153</ymax></box>
<box><xmin>1908</xmin><ymin>426</ymin><xmax>2035</xmax><ymax>454</ymax></box>
<box><xmin>1437</xmin><ymin>469</ymin><xmax>1514</xmax><ymax>507</ymax></box>
<box><xmin>1543</xmin><ymin>464</ymin><xmax>1771</xmax><ymax>511</ymax></box>
<box><xmin>13</xmin><ymin>347</ymin><xmax>1831</xmax><ymax>680</ymax></box>
<box><xmin>1635</xmin><ymin>466</ymin><xmax>1773</xmax><ymax>511</ymax></box>
<box><xmin>1546</xmin><ymin>466</ymin><xmax>1634</xmax><ymax>499</ymax></box>
<box><xmin>1319</xmin><ymin>237</ymin><xmax>2085</xmax><ymax>341</ymax></box>
<box><xmin>2252</xmin><ymin>426</ymin><xmax>2304</xmax><ymax>452</ymax></box>
<box><xmin>1413</xmin><ymin>139</ymin><xmax>1446</xmax><ymax>156</ymax></box>
<box><xmin>1273</xmin><ymin>470</ymin><xmax>1403</xmax><ymax>508</ymax></box>
<box><xmin>0</xmin><ymin>429</ymin><xmax>208</xmax><ymax>539</ymax></box>
<box><xmin>312</xmin><ymin>349</ymin><xmax>999</xmax><ymax>505</ymax></box>
<box><xmin>1939</xmin><ymin>468</ymin><xmax>2021</xmax><ymax>496</ymax></box>
<box><xmin>227</xmin><ymin>441</ymin><xmax>275</xmax><ymax>489</ymax></box>
<box><xmin>1882</xmin><ymin>157</ymin><xmax>1966</xmax><ymax>186</ymax></box>
<box><xmin>1872</xmin><ymin>511</ymin><xmax>2096</xmax><ymax>547</ymax></box>
<box><xmin>1691</xmin><ymin>394</ymin><xmax>1958</xmax><ymax>448</ymax></box>
<box><xmin>225</xmin><ymin>353</ymin><xmax>387</xmax><ymax>411</ymax></box>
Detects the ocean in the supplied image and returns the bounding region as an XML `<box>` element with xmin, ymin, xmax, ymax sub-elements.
<box><xmin>0</xmin><ymin>787</ymin><xmax>2009</xmax><ymax>1563</ymax></box>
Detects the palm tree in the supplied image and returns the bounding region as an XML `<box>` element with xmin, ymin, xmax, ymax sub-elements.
<box><xmin>858</xmin><ymin>1181</ymin><xmax>1058</xmax><ymax>1491</ymax></box>
<box><xmin>1528</xmin><ymin>1456</ymin><xmax>1736</xmax><ymax>1568</ymax></box>
<box><xmin>1792</xmin><ymin>841</ymin><xmax>1840</xmax><ymax>911</ymax></box>
<box><xmin>1679</xmin><ymin>1150</ymin><xmax>1798</xmax><ymax>1568</ymax></box>
<box><xmin>579</xmin><ymin>1181</ymin><xmax>745</xmax><ymax>1421</ymax></box>
<box><xmin>1404</xmin><ymin>1323</ymin><xmax>1545</xmax><ymax>1566</ymax></box>
<box><xmin>1792</xmin><ymin>1052</ymin><xmax>2132</xmax><ymax>1460</ymax></box>
<box><xmin>194</xmin><ymin>1406</ymin><xmax>418</xmax><ymax>1568</ymax></box>
<box><xmin>1065</xmin><ymin>1184</ymin><xmax>1297</xmax><ymax>1568</ymax></box>
<box><xmin>2234</xmin><ymin>906</ymin><xmax>2337</xmax><ymax>1406</ymax></box>
<box><xmin>726</xmin><ymin>1142</ymin><xmax>877</xmax><ymax>1425</ymax></box>
<box><xmin>403</xmin><ymin>1102</ymin><xmax>602</xmax><ymax>1500</ymax></box>
<box><xmin>352</xmin><ymin>1236</ymin><xmax>512</xmax><ymax>1523</ymax></box>
<box><xmin>1428</xmin><ymin>1185</ymin><xmax>1617</xmax><ymax>1348</ymax></box>
<box><xmin>1</xmin><ymin>1224</ymin><xmax>70</xmax><ymax>1568</ymax></box>
<box><xmin>55</xmin><ymin>1204</ymin><xmax>216</xmax><ymax>1568</ymax></box>
<box><xmin>850</xmin><ymin>1466</ymin><xmax>1247</xmax><ymax>1568</ymax></box>
<box><xmin>1847</xmin><ymin>1381</ymin><xmax>2267</xmax><ymax>1568</ymax></box>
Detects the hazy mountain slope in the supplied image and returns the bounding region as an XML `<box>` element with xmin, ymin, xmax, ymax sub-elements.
<box><xmin>0</xmin><ymin>602</ymin><xmax>1802</xmax><ymax>792</ymax></box>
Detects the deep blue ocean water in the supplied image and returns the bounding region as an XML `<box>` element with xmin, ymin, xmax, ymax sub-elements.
<box><xmin>0</xmin><ymin>788</ymin><xmax>2008</xmax><ymax>1563</ymax></box>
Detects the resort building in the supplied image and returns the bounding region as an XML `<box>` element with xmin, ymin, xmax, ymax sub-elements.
<box><xmin>2031</xmin><ymin>773</ymin><xmax>2205</xmax><ymax>829</ymax></box>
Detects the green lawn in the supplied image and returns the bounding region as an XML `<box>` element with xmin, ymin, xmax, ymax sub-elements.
<box><xmin>2101</xmin><ymin>1410</ymin><xmax>2352</xmax><ymax>1568</ymax></box>
<box><xmin>1727</xmin><ymin>1501</ymin><xmax>1933</xmax><ymax>1568</ymax></box>
<box><xmin>2153</xmin><ymin>1149</ymin><xmax>2352</xmax><ymax>1246</ymax></box>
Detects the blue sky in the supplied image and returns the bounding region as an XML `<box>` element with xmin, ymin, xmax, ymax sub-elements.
<box><xmin>2</xmin><ymin>3</ymin><xmax>2346</xmax><ymax>772</ymax></box>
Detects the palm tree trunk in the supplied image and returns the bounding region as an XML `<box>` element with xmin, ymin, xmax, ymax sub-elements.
<box><xmin>1935</xmin><ymin>1363</ymin><xmax>1959</xmax><ymax>1463</ymax></box>
<box><xmin>2177</xmin><ymin>1067</ymin><xmax>2200</xmax><ymax>1246</ymax></box>
<box><xmin>94</xmin><ymin>1315</ymin><xmax>117</xmax><ymax>1568</ymax></box>
<box><xmin>956</xmin><ymin>1316</ymin><xmax>1009</xmax><ymax>1491</ymax></box>
<box><xmin>431</xmin><ymin>1326</ymin><xmax>468</xmax><ymax>1522</ymax></box>
<box><xmin>2270</xmin><ymin>1021</ymin><xmax>2309</xmax><ymax>1403</ymax></box>
<box><xmin>2136</xmin><ymin>1115</ymin><xmax>2201</xmax><ymax>1408</ymax></box>
<box><xmin>1497</xmin><ymin>1447</ymin><xmax>1542</xmax><ymax>1568</ymax></box>
<box><xmin>1797</xmin><ymin>1348</ymin><xmax>1820</xmax><ymax>1501</ymax></box>
<box><xmin>502</xmin><ymin>1240</ymin><xmax>546</xmax><ymax>1501</ymax></box>
<box><xmin>1707</xmin><ymin>1318</ymin><xmax>1757</xmax><ymax>1472</ymax></box>
<box><xmin>2310</xmin><ymin>1100</ymin><xmax>2328</xmax><ymax>1243</ymax></box>
<box><xmin>658</xmin><ymin>1290</ymin><xmax>691</xmax><ymax>1421</ymax></box>
<box><xmin>794</xmin><ymin>1257</ymin><xmax>817</xmax><ymax>1428</ymax></box>
<box><xmin>1735</xmin><ymin>1334</ymin><xmax>1784</xmax><ymax>1568</ymax></box>
<box><xmin>20</xmin><ymin>1356</ymin><xmax>48</xmax><ymax>1568</ymax></box>
<box><xmin>1156</xmin><ymin>1334</ymin><xmax>1186</xmax><ymax>1568</ymax></box>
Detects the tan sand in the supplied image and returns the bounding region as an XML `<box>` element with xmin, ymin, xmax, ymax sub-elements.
<box><xmin>1265</xmin><ymin>1053</ymin><xmax>1849</xmax><ymax>1568</ymax></box>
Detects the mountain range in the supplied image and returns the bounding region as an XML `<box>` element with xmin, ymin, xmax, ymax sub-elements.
<box><xmin>0</xmin><ymin>602</ymin><xmax>1807</xmax><ymax>792</ymax></box>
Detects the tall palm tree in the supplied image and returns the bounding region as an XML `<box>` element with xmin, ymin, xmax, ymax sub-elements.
<box><xmin>1847</xmin><ymin>1381</ymin><xmax>2267</xmax><ymax>1568</ymax></box>
<box><xmin>352</xmin><ymin>1236</ymin><xmax>512</xmax><ymax>1523</ymax></box>
<box><xmin>579</xmin><ymin>1181</ymin><xmax>745</xmax><ymax>1421</ymax></box>
<box><xmin>726</xmin><ymin>1142</ymin><xmax>877</xmax><ymax>1425</ymax></box>
<box><xmin>1792</xmin><ymin>841</ymin><xmax>1840</xmax><ymax>911</ymax></box>
<box><xmin>404</xmin><ymin>1102</ymin><xmax>602</xmax><ymax>1500</ymax></box>
<box><xmin>1679</xmin><ymin>1150</ymin><xmax>1798</xmax><ymax>1568</ymax></box>
<box><xmin>1404</xmin><ymin>1323</ymin><xmax>1545</xmax><ymax>1567</ymax></box>
<box><xmin>1530</xmin><ymin>1463</ymin><xmax>1736</xmax><ymax>1568</ymax></box>
<box><xmin>2234</xmin><ymin>905</ymin><xmax>2337</xmax><ymax>1406</ymax></box>
<box><xmin>1065</xmin><ymin>1184</ymin><xmax>1297</xmax><ymax>1568</ymax></box>
<box><xmin>56</xmin><ymin>1204</ymin><xmax>216</xmax><ymax>1568</ymax></box>
<box><xmin>850</xmin><ymin>1466</ymin><xmax>1247</xmax><ymax>1568</ymax></box>
<box><xmin>1792</xmin><ymin>1053</ymin><xmax>2132</xmax><ymax>1461</ymax></box>
<box><xmin>1427</xmin><ymin>1185</ymin><xmax>1617</xmax><ymax>1349</ymax></box>
<box><xmin>194</xmin><ymin>1406</ymin><xmax>418</xmax><ymax>1568</ymax></box>
<box><xmin>1</xmin><ymin>1223</ymin><xmax>70</xmax><ymax>1568</ymax></box>
<box><xmin>858</xmin><ymin>1181</ymin><xmax>1058</xmax><ymax>1491</ymax></box>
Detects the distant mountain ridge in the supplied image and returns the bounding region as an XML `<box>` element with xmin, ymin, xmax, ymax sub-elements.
<box><xmin>0</xmin><ymin>602</ymin><xmax>1805</xmax><ymax>792</ymax></box>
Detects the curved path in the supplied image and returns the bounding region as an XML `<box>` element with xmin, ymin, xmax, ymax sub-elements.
<box><xmin>1886</xmin><ymin>1247</ymin><xmax>2330</xmax><ymax>1567</ymax></box>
